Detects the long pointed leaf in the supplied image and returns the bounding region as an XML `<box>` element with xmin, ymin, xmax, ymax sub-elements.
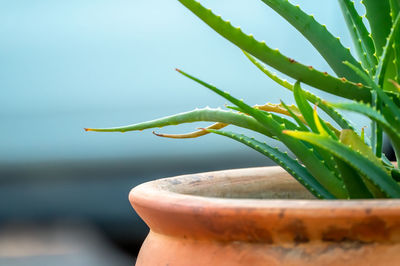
<box><xmin>331</xmin><ymin>101</ymin><xmax>399</xmax><ymax>139</ymax></box>
<box><xmin>176</xmin><ymin>69</ymin><xmax>346</xmax><ymax>198</ymax></box>
<box><xmin>208</xmin><ymin>129</ymin><xmax>335</xmax><ymax>199</ymax></box>
<box><xmin>376</xmin><ymin>14</ymin><xmax>400</xmax><ymax>86</ymax></box>
<box><xmin>153</xmin><ymin>122</ymin><xmax>227</xmax><ymax>139</ymax></box>
<box><xmin>294</xmin><ymin>82</ymin><xmax>338</xmax><ymax>139</ymax></box>
<box><xmin>294</xmin><ymin>82</ymin><xmax>318</xmax><ymax>133</ymax></box>
<box><xmin>84</xmin><ymin>108</ymin><xmax>271</xmax><ymax>136</ymax></box>
<box><xmin>177</xmin><ymin>0</ymin><xmax>371</xmax><ymax>101</ymax></box>
<box><xmin>226</xmin><ymin>105</ymin><xmax>302</xmax><ymax>132</ymax></box>
<box><xmin>344</xmin><ymin>61</ymin><xmax>393</xmax><ymax>157</ymax></box>
<box><xmin>280</xmin><ymin>100</ymin><xmax>309</xmax><ymax>131</ymax></box>
<box><xmin>332</xmin><ymin>101</ymin><xmax>400</xmax><ymax>166</ymax></box>
<box><xmin>335</xmin><ymin>158</ymin><xmax>374</xmax><ymax>199</ymax></box>
<box><xmin>284</xmin><ymin>131</ymin><xmax>400</xmax><ymax>198</ymax></box>
<box><xmin>340</xmin><ymin>129</ymin><xmax>387</xmax><ymax>197</ymax></box>
<box><xmin>244</xmin><ymin>52</ymin><xmax>355</xmax><ymax>130</ymax></box>
<box><xmin>362</xmin><ymin>0</ymin><xmax>392</xmax><ymax>56</ymax></box>
<box><xmin>345</xmin><ymin>61</ymin><xmax>400</xmax><ymax>123</ymax></box>
<box><xmin>390</xmin><ymin>0</ymin><xmax>400</xmax><ymax>86</ymax></box>
<box><xmin>338</xmin><ymin>0</ymin><xmax>377</xmax><ymax>72</ymax></box>
<box><xmin>390</xmin><ymin>0</ymin><xmax>400</xmax><ymax>23</ymax></box>
<box><xmin>260</xmin><ymin>0</ymin><xmax>363</xmax><ymax>82</ymax></box>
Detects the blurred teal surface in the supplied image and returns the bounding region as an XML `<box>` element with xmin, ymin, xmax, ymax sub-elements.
<box><xmin>1</xmin><ymin>0</ymin><xmax>363</xmax><ymax>163</ymax></box>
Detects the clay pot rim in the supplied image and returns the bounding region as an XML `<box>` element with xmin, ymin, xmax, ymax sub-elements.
<box><xmin>130</xmin><ymin>166</ymin><xmax>400</xmax><ymax>213</ymax></box>
<box><xmin>130</xmin><ymin>166</ymin><xmax>400</xmax><ymax>243</ymax></box>
<box><xmin>133</xmin><ymin>166</ymin><xmax>400</xmax><ymax>264</ymax></box>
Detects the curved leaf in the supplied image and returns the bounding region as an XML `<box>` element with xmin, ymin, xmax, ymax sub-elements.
<box><xmin>176</xmin><ymin>69</ymin><xmax>347</xmax><ymax>198</ymax></box>
<box><xmin>340</xmin><ymin>129</ymin><xmax>386</xmax><ymax>197</ymax></box>
<box><xmin>345</xmin><ymin>61</ymin><xmax>400</xmax><ymax>123</ymax></box>
<box><xmin>335</xmin><ymin>158</ymin><xmax>374</xmax><ymax>199</ymax></box>
<box><xmin>283</xmin><ymin>131</ymin><xmax>400</xmax><ymax>198</ymax></box>
<box><xmin>153</xmin><ymin>122</ymin><xmax>227</xmax><ymax>139</ymax></box>
<box><xmin>338</xmin><ymin>0</ymin><xmax>377</xmax><ymax>71</ymax></box>
<box><xmin>362</xmin><ymin>0</ymin><xmax>392</xmax><ymax>56</ymax></box>
<box><xmin>177</xmin><ymin>0</ymin><xmax>371</xmax><ymax>101</ymax></box>
<box><xmin>294</xmin><ymin>82</ymin><xmax>318</xmax><ymax>133</ymax></box>
<box><xmin>208</xmin><ymin>129</ymin><xmax>335</xmax><ymax>199</ymax></box>
<box><xmin>244</xmin><ymin>52</ymin><xmax>355</xmax><ymax>130</ymax></box>
<box><xmin>376</xmin><ymin>14</ymin><xmax>400</xmax><ymax>86</ymax></box>
<box><xmin>294</xmin><ymin>82</ymin><xmax>338</xmax><ymax>139</ymax></box>
<box><xmin>390</xmin><ymin>0</ymin><xmax>400</xmax><ymax>23</ymax></box>
<box><xmin>326</xmin><ymin>100</ymin><xmax>400</xmax><ymax>168</ymax></box>
<box><xmin>280</xmin><ymin>100</ymin><xmax>309</xmax><ymax>131</ymax></box>
<box><xmin>260</xmin><ymin>0</ymin><xmax>363</xmax><ymax>82</ymax></box>
<box><xmin>84</xmin><ymin>107</ymin><xmax>271</xmax><ymax>136</ymax></box>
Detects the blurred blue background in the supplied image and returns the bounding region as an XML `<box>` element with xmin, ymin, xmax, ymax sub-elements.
<box><xmin>0</xmin><ymin>0</ymin><xmax>368</xmax><ymax>264</ymax></box>
<box><xmin>1</xmin><ymin>0</ymin><xmax>359</xmax><ymax>163</ymax></box>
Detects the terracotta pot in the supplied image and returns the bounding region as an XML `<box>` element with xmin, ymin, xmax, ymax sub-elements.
<box><xmin>130</xmin><ymin>166</ymin><xmax>400</xmax><ymax>266</ymax></box>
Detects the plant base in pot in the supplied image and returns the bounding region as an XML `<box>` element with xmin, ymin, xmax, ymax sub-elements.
<box><xmin>130</xmin><ymin>166</ymin><xmax>400</xmax><ymax>266</ymax></box>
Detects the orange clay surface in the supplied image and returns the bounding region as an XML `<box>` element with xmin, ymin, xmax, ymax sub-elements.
<box><xmin>130</xmin><ymin>166</ymin><xmax>400</xmax><ymax>266</ymax></box>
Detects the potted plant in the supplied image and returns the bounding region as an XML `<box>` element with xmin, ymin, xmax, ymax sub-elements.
<box><xmin>86</xmin><ymin>0</ymin><xmax>400</xmax><ymax>264</ymax></box>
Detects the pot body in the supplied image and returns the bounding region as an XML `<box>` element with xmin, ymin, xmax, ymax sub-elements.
<box><xmin>130</xmin><ymin>166</ymin><xmax>400</xmax><ymax>266</ymax></box>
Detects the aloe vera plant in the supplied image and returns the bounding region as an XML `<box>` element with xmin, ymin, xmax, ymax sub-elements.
<box><xmin>86</xmin><ymin>0</ymin><xmax>400</xmax><ymax>199</ymax></box>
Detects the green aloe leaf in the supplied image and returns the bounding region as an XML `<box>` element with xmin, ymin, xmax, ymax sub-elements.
<box><xmin>260</xmin><ymin>0</ymin><xmax>363</xmax><ymax>83</ymax></box>
<box><xmin>390</xmin><ymin>0</ymin><xmax>400</xmax><ymax>23</ymax></box>
<box><xmin>177</xmin><ymin>0</ymin><xmax>371</xmax><ymax>102</ymax></box>
<box><xmin>84</xmin><ymin>107</ymin><xmax>272</xmax><ymax>137</ymax></box>
<box><xmin>382</xmin><ymin>105</ymin><xmax>400</xmax><ymax>133</ymax></box>
<box><xmin>175</xmin><ymin>68</ymin><xmax>291</xmax><ymax>138</ymax></box>
<box><xmin>382</xmin><ymin>54</ymin><xmax>399</xmax><ymax>92</ymax></box>
<box><xmin>344</xmin><ymin>61</ymin><xmax>394</xmax><ymax>157</ymax></box>
<box><xmin>208</xmin><ymin>129</ymin><xmax>335</xmax><ymax>199</ymax></box>
<box><xmin>337</xmin><ymin>0</ymin><xmax>377</xmax><ymax>72</ymax></box>
<box><xmin>309</xmin><ymin>102</ymin><xmax>341</xmax><ymax>173</ymax></box>
<box><xmin>176</xmin><ymin>69</ymin><xmax>347</xmax><ymax>198</ymax></box>
<box><xmin>244</xmin><ymin>52</ymin><xmax>355</xmax><ymax>130</ymax></box>
<box><xmin>328</xmin><ymin>101</ymin><xmax>400</xmax><ymax>167</ymax></box>
<box><xmin>283</xmin><ymin>131</ymin><xmax>400</xmax><ymax>198</ymax></box>
<box><xmin>392</xmin><ymin>167</ymin><xmax>400</xmax><ymax>181</ymax></box>
<box><xmin>335</xmin><ymin>158</ymin><xmax>374</xmax><ymax>199</ymax></box>
<box><xmin>294</xmin><ymin>82</ymin><xmax>338</xmax><ymax>139</ymax></box>
<box><xmin>227</xmin><ymin>105</ymin><xmax>303</xmax><ymax>132</ymax></box>
<box><xmin>340</xmin><ymin>129</ymin><xmax>382</xmax><ymax>165</ymax></box>
<box><xmin>390</xmin><ymin>0</ymin><xmax>400</xmax><ymax>83</ymax></box>
<box><xmin>294</xmin><ymin>82</ymin><xmax>318</xmax><ymax>133</ymax></box>
<box><xmin>331</xmin><ymin>101</ymin><xmax>400</xmax><ymax>139</ymax></box>
<box><xmin>339</xmin><ymin>129</ymin><xmax>386</xmax><ymax>197</ymax></box>
<box><xmin>345</xmin><ymin>61</ymin><xmax>400</xmax><ymax>123</ymax></box>
<box><xmin>376</xmin><ymin>14</ymin><xmax>400</xmax><ymax>86</ymax></box>
<box><xmin>362</xmin><ymin>0</ymin><xmax>392</xmax><ymax>56</ymax></box>
<box><xmin>280</xmin><ymin>100</ymin><xmax>309</xmax><ymax>131</ymax></box>
<box><xmin>394</xmin><ymin>44</ymin><xmax>400</xmax><ymax>86</ymax></box>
